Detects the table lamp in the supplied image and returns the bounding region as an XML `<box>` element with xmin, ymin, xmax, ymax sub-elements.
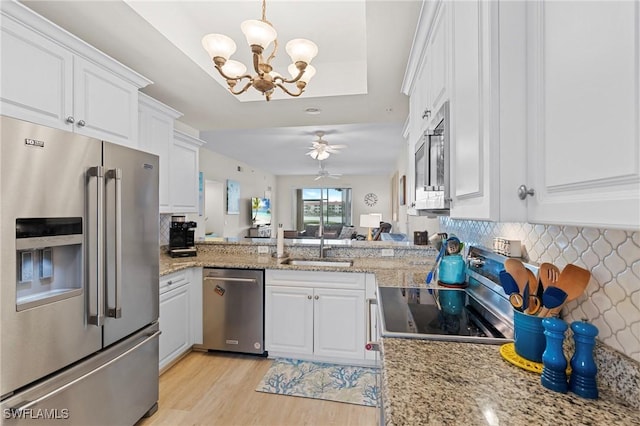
<box><xmin>360</xmin><ymin>213</ymin><xmax>382</xmax><ymax>241</ymax></box>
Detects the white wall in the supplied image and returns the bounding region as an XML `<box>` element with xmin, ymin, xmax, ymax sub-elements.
<box><xmin>198</xmin><ymin>148</ymin><xmax>276</xmax><ymax>239</ymax></box>
<box><xmin>276</xmin><ymin>175</ymin><xmax>392</xmax><ymax>235</ymax></box>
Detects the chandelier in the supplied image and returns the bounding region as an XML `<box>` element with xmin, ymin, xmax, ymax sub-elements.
<box><xmin>201</xmin><ymin>0</ymin><xmax>318</xmax><ymax>101</ymax></box>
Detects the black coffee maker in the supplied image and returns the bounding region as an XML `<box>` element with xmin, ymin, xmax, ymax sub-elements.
<box><xmin>169</xmin><ymin>215</ymin><xmax>197</xmax><ymax>257</ymax></box>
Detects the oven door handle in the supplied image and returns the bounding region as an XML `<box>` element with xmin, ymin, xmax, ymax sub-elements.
<box><xmin>365</xmin><ymin>298</ymin><xmax>380</xmax><ymax>351</ymax></box>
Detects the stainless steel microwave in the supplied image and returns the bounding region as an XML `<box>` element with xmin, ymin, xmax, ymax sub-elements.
<box><xmin>414</xmin><ymin>101</ymin><xmax>450</xmax><ymax>215</ymax></box>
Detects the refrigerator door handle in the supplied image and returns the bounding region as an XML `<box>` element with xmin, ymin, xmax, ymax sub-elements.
<box><xmin>106</xmin><ymin>168</ymin><xmax>123</xmax><ymax>319</ymax></box>
<box><xmin>6</xmin><ymin>330</ymin><xmax>161</xmax><ymax>415</ymax></box>
<box><xmin>87</xmin><ymin>166</ymin><xmax>105</xmax><ymax>326</ymax></box>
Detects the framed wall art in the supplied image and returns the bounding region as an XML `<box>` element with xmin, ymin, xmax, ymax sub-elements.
<box><xmin>226</xmin><ymin>179</ymin><xmax>240</xmax><ymax>214</ymax></box>
<box><xmin>399</xmin><ymin>175</ymin><xmax>406</xmax><ymax>206</ymax></box>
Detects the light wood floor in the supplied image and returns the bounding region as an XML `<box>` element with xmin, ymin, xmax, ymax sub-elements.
<box><xmin>136</xmin><ymin>351</ymin><xmax>377</xmax><ymax>426</ymax></box>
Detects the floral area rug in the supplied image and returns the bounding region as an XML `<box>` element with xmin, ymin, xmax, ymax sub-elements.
<box><xmin>255</xmin><ymin>358</ymin><xmax>379</xmax><ymax>407</ymax></box>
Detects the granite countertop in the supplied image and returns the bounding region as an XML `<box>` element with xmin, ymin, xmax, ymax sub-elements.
<box><xmin>160</xmin><ymin>251</ymin><xmax>432</xmax><ymax>286</ymax></box>
<box><xmin>381</xmin><ymin>338</ymin><xmax>639</xmax><ymax>425</ymax></box>
<box><xmin>160</xmin><ymin>248</ymin><xmax>637</xmax><ymax>424</ymax></box>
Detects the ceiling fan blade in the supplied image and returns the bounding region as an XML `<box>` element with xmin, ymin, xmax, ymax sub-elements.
<box><xmin>331</xmin><ymin>144</ymin><xmax>347</xmax><ymax>149</ymax></box>
<box><xmin>325</xmin><ymin>147</ymin><xmax>341</xmax><ymax>153</ymax></box>
<box><xmin>314</xmin><ymin>175</ymin><xmax>323</xmax><ymax>181</ymax></box>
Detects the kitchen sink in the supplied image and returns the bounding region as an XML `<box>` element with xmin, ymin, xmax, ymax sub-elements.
<box><xmin>282</xmin><ymin>258</ymin><xmax>353</xmax><ymax>267</ymax></box>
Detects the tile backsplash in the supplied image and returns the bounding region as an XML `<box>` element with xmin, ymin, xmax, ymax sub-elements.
<box><xmin>440</xmin><ymin>217</ymin><xmax>640</xmax><ymax>362</ymax></box>
<box><xmin>160</xmin><ymin>214</ymin><xmax>171</xmax><ymax>246</ymax></box>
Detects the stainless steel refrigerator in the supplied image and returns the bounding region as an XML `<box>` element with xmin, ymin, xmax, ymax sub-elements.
<box><xmin>0</xmin><ymin>116</ymin><xmax>160</xmax><ymax>425</ymax></box>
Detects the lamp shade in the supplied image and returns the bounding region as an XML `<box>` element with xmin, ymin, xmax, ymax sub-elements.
<box><xmin>360</xmin><ymin>214</ymin><xmax>381</xmax><ymax>228</ymax></box>
<box><xmin>222</xmin><ymin>60</ymin><xmax>247</xmax><ymax>78</ymax></box>
<box><xmin>286</xmin><ymin>38</ymin><xmax>318</xmax><ymax>64</ymax></box>
<box><xmin>241</xmin><ymin>19</ymin><xmax>277</xmax><ymax>49</ymax></box>
<box><xmin>202</xmin><ymin>34</ymin><xmax>236</xmax><ymax>60</ymax></box>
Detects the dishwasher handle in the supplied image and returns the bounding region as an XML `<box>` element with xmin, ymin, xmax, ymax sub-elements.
<box><xmin>204</xmin><ymin>276</ymin><xmax>258</xmax><ymax>283</ymax></box>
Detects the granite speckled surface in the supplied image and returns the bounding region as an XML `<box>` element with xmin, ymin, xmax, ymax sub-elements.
<box><xmin>160</xmin><ymin>242</ymin><xmax>639</xmax><ymax>422</ymax></box>
<box><xmin>160</xmin><ymin>244</ymin><xmax>434</xmax><ymax>287</ymax></box>
<box><xmin>380</xmin><ymin>338</ymin><xmax>640</xmax><ymax>425</ymax></box>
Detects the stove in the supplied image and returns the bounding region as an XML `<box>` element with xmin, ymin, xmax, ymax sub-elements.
<box><xmin>377</xmin><ymin>246</ymin><xmax>531</xmax><ymax>344</ymax></box>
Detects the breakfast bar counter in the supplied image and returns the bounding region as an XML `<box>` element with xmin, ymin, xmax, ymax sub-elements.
<box><xmin>380</xmin><ymin>338</ymin><xmax>639</xmax><ymax>425</ymax></box>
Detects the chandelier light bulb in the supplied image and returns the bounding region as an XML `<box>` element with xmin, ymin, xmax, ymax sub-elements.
<box><xmin>201</xmin><ymin>34</ymin><xmax>236</xmax><ymax>61</ymax></box>
<box><xmin>285</xmin><ymin>39</ymin><xmax>318</xmax><ymax>64</ymax></box>
<box><xmin>241</xmin><ymin>19</ymin><xmax>277</xmax><ymax>49</ymax></box>
<box><xmin>222</xmin><ymin>60</ymin><xmax>247</xmax><ymax>78</ymax></box>
<box><xmin>288</xmin><ymin>64</ymin><xmax>316</xmax><ymax>83</ymax></box>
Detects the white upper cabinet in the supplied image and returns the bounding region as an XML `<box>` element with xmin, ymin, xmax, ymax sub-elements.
<box><xmin>449</xmin><ymin>0</ymin><xmax>528</xmax><ymax>222</ymax></box>
<box><xmin>72</xmin><ymin>57</ymin><xmax>140</xmax><ymax>146</ymax></box>
<box><xmin>138</xmin><ymin>93</ymin><xmax>182</xmax><ymax>213</ymax></box>
<box><xmin>0</xmin><ymin>2</ymin><xmax>151</xmax><ymax>147</ymax></box>
<box><xmin>405</xmin><ymin>0</ymin><xmax>638</xmax><ymax>229</ymax></box>
<box><xmin>523</xmin><ymin>1</ymin><xmax>639</xmax><ymax>229</ymax></box>
<box><xmin>405</xmin><ymin>1</ymin><xmax>449</xmax><ymax>148</ymax></box>
<box><xmin>0</xmin><ymin>15</ymin><xmax>74</xmax><ymax>130</ymax></box>
<box><xmin>171</xmin><ymin>130</ymin><xmax>205</xmax><ymax>214</ymax></box>
<box><xmin>138</xmin><ymin>94</ymin><xmax>204</xmax><ymax>214</ymax></box>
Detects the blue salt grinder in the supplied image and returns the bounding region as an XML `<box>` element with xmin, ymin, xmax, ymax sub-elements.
<box><xmin>541</xmin><ymin>317</ymin><xmax>568</xmax><ymax>393</ymax></box>
<box><xmin>569</xmin><ymin>320</ymin><xmax>599</xmax><ymax>399</ymax></box>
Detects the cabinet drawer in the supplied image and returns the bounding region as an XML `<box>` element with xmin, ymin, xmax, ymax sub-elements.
<box><xmin>266</xmin><ymin>269</ymin><xmax>365</xmax><ymax>290</ymax></box>
<box><xmin>159</xmin><ymin>270</ymin><xmax>189</xmax><ymax>294</ymax></box>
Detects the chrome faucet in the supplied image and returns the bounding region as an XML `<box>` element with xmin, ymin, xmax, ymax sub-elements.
<box><xmin>318</xmin><ymin>198</ymin><xmax>328</xmax><ymax>258</ymax></box>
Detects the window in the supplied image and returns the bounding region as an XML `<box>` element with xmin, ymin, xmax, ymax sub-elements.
<box><xmin>295</xmin><ymin>188</ymin><xmax>352</xmax><ymax>233</ymax></box>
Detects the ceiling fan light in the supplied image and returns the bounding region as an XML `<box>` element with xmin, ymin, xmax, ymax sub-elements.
<box><xmin>285</xmin><ymin>38</ymin><xmax>318</xmax><ymax>64</ymax></box>
<box><xmin>317</xmin><ymin>150</ymin><xmax>330</xmax><ymax>160</ymax></box>
<box><xmin>221</xmin><ymin>60</ymin><xmax>247</xmax><ymax>78</ymax></box>
<box><xmin>241</xmin><ymin>19</ymin><xmax>277</xmax><ymax>49</ymax></box>
<box><xmin>202</xmin><ymin>34</ymin><xmax>236</xmax><ymax>61</ymax></box>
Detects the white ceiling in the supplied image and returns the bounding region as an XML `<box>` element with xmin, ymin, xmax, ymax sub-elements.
<box><xmin>20</xmin><ymin>0</ymin><xmax>422</xmax><ymax>177</ymax></box>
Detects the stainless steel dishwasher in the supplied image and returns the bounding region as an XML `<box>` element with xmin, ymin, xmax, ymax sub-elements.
<box><xmin>201</xmin><ymin>268</ymin><xmax>266</xmax><ymax>355</ymax></box>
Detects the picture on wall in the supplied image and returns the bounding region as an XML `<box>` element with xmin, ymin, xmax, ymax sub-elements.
<box><xmin>226</xmin><ymin>179</ymin><xmax>240</xmax><ymax>214</ymax></box>
<box><xmin>400</xmin><ymin>175</ymin><xmax>406</xmax><ymax>206</ymax></box>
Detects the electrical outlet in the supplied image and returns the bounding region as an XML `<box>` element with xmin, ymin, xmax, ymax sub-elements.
<box><xmin>258</xmin><ymin>246</ymin><xmax>269</xmax><ymax>254</ymax></box>
<box><xmin>381</xmin><ymin>248</ymin><xmax>394</xmax><ymax>257</ymax></box>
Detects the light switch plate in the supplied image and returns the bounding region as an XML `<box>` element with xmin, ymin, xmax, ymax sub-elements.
<box><xmin>381</xmin><ymin>249</ymin><xmax>394</xmax><ymax>257</ymax></box>
<box><xmin>258</xmin><ymin>246</ymin><xmax>269</xmax><ymax>254</ymax></box>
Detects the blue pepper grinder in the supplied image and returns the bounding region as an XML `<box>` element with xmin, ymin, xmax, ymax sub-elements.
<box><xmin>569</xmin><ymin>320</ymin><xmax>599</xmax><ymax>399</ymax></box>
<box><xmin>541</xmin><ymin>317</ymin><xmax>569</xmax><ymax>393</ymax></box>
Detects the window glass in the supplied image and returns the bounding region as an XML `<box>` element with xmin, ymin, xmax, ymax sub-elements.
<box><xmin>295</xmin><ymin>188</ymin><xmax>352</xmax><ymax>233</ymax></box>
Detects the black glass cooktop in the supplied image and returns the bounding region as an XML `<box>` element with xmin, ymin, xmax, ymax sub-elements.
<box><xmin>378</xmin><ymin>286</ymin><xmax>508</xmax><ymax>344</ymax></box>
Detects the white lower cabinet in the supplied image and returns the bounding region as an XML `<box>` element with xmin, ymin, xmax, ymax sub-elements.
<box><xmin>158</xmin><ymin>267</ymin><xmax>202</xmax><ymax>372</ymax></box>
<box><xmin>265</xmin><ymin>270</ymin><xmax>367</xmax><ymax>364</ymax></box>
<box><xmin>265</xmin><ymin>286</ymin><xmax>314</xmax><ymax>355</ymax></box>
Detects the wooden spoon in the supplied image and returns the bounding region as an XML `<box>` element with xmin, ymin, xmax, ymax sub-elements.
<box><xmin>525</xmin><ymin>269</ymin><xmax>541</xmax><ymax>315</ymax></box>
<box><xmin>539</xmin><ymin>263</ymin><xmax>560</xmax><ymax>290</ymax></box>
<box><xmin>505</xmin><ymin>259</ymin><xmax>528</xmax><ymax>297</ymax></box>
<box><xmin>556</xmin><ymin>264</ymin><xmax>591</xmax><ymax>302</ymax></box>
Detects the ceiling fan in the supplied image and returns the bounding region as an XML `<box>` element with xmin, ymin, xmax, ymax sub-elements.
<box><xmin>314</xmin><ymin>161</ymin><xmax>342</xmax><ymax>180</ymax></box>
<box><xmin>306</xmin><ymin>131</ymin><xmax>346</xmax><ymax>160</ymax></box>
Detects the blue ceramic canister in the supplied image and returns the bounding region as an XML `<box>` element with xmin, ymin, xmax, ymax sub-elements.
<box><xmin>438</xmin><ymin>254</ymin><xmax>466</xmax><ymax>284</ymax></box>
